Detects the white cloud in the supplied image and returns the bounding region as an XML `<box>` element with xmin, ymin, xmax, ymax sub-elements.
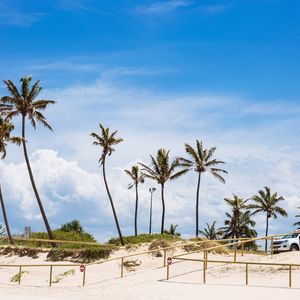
<box><xmin>133</xmin><ymin>1</ymin><xmax>192</xmax><ymax>15</ymax></box>
<box><xmin>1</xmin><ymin>77</ymin><xmax>299</xmax><ymax>241</ymax></box>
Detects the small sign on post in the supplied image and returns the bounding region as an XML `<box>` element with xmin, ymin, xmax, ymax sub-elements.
<box><xmin>167</xmin><ymin>257</ymin><xmax>172</xmax><ymax>266</ymax></box>
<box><xmin>24</xmin><ymin>226</ymin><xmax>31</xmax><ymax>240</ymax></box>
<box><xmin>80</xmin><ymin>265</ymin><xmax>85</xmax><ymax>272</ymax></box>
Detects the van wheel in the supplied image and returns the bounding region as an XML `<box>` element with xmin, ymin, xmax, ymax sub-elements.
<box><xmin>290</xmin><ymin>245</ymin><xmax>299</xmax><ymax>251</ymax></box>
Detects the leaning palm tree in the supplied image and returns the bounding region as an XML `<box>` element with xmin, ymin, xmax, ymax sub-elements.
<box><xmin>139</xmin><ymin>149</ymin><xmax>189</xmax><ymax>234</ymax></box>
<box><xmin>0</xmin><ymin>117</ymin><xmax>22</xmax><ymax>243</ymax></box>
<box><xmin>0</xmin><ymin>77</ymin><xmax>56</xmax><ymax>241</ymax></box>
<box><xmin>180</xmin><ymin>140</ymin><xmax>228</xmax><ymax>237</ymax></box>
<box><xmin>91</xmin><ymin>124</ymin><xmax>125</xmax><ymax>246</ymax></box>
<box><xmin>249</xmin><ymin>186</ymin><xmax>287</xmax><ymax>251</ymax></box>
<box><xmin>199</xmin><ymin>221</ymin><xmax>221</xmax><ymax>240</ymax></box>
<box><xmin>124</xmin><ymin>165</ymin><xmax>145</xmax><ymax>236</ymax></box>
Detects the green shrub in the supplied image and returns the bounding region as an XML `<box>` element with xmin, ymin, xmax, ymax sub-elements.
<box><xmin>47</xmin><ymin>246</ymin><xmax>114</xmax><ymax>263</ymax></box>
<box><xmin>28</xmin><ymin>229</ymin><xmax>96</xmax><ymax>249</ymax></box>
<box><xmin>52</xmin><ymin>269</ymin><xmax>75</xmax><ymax>283</ymax></box>
<box><xmin>108</xmin><ymin>233</ymin><xmax>180</xmax><ymax>245</ymax></box>
<box><xmin>10</xmin><ymin>271</ymin><xmax>28</xmax><ymax>283</ymax></box>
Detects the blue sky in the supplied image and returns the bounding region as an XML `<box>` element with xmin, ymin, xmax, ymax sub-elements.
<box><xmin>0</xmin><ymin>0</ymin><xmax>299</xmax><ymax>242</ymax></box>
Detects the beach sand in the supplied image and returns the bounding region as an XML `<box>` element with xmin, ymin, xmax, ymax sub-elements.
<box><xmin>0</xmin><ymin>245</ymin><xmax>300</xmax><ymax>300</ymax></box>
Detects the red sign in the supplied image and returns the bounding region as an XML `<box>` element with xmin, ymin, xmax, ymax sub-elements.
<box><xmin>80</xmin><ymin>265</ymin><xmax>85</xmax><ymax>272</ymax></box>
<box><xmin>167</xmin><ymin>257</ymin><xmax>172</xmax><ymax>266</ymax></box>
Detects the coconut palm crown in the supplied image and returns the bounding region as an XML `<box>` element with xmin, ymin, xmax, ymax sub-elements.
<box><xmin>180</xmin><ymin>140</ymin><xmax>228</xmax><ymax>237</ymax></box>
<box><xmin>294</xmin><ymin>207</ymin><xmax>300</xmax><ymax>227</ymax></box>
<box><xmin>139</xmin><ymin>148</ymin><xmax>189</xmax><ymax>233</ymax></box>
<box><xmin>199</xmin><ymin>221</ymin><xmax>222</xmax><ymax>240</ymax></box>
<box><xmin>0</xmin><ymin>117</ymin><xmax>22</xmax><ymax>157</ymax></box>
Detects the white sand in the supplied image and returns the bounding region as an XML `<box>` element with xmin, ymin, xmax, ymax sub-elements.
<box><xmin>0</xmin><ymin>246</ymin><xmax>300</xmax><ymax>300</ymax></box>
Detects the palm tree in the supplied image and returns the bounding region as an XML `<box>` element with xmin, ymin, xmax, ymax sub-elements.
<box><xmin>124</xmin><ymin>165</ymin><xmax>144</xmax><ymax>236</ymax></box>
<box><xmin>139</xmin><ymin>149</ymin><xmax>189</xmax><ymax>234</ymax></box>
<box><xmin>250</xmin><ymin>186</ymin><xmax>287</xmax><ymax>251</ymax></box>
<box><xmin>199</xmin><ymin>221</ymin><xmax>221</xmax><ymax>240</ymax></box>
<box><xmin>180</xmin><ymin>140</ymin><xmax>228</xmax><ymax>237</ymax></box>
<box><xmin>91</xmin><ymin>123</ymin><xmax>125</xmax><ymax>246</ymax></box>
<box><xmin>0</xmin><ymin>224</ymin><xmax>6</xmax><ymax>237</ymax></box>
<box><xmin>293</xmin><ymin>208</ymin><xmax>300</xmax><ymax>227</ymax></box>
<box><xmin>223</xmin><ymin>195</ymin><xmax>249</xmax><ymax>239</ymax></box>
<box><xmin>221</xmin><ymin>210</ymin><xmax>257</xmax><ymax>239</ymax></box>
<box><xmin>0</xmin><ymin>77</ymin><xmax>56</xmax><ymax>241</ymax></box>
<box><xmin>0</xmin><ymin>117</ymin><xmax>22</xmax><ymax>243</ymax></box>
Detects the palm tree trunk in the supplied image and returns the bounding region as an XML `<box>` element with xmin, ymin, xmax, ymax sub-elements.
<box><xmin>21</xmin><ymin>116</ymin><xmax>55</xmax><ymax>245</ymax></box>
<box><xmin>195</xmin><ymin>172</ymin><xmax>201</xmax><ymax>237</ymax></box>
<box><xmin>134</xmin><ymin>183</ymin><xmax>138</xmax><ymax>236</ymax></box>
<box><xmin>102</xmin><ymin>157</ymin><xmax>124</xmax><ymax>246</ymax></box>
<box><xmin>161</xmin><ymin>183</ymin><xmax>165</xmax><ymax>234</ymax></box>
<box><xmin>0</xmin><ymin>184</ymin><xmax>13</xmax><ymax>244</ymax></box>
<box><xmin>265</xmin><ymin>215</ymin><xmax>269</xmax><ymax>251</ymax></box>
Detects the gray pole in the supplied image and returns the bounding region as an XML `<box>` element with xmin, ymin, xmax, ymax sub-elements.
<box><xmin>149</xmin><ymin>188</ymin><xmax>156</xmax><ymax>234</ymax></box>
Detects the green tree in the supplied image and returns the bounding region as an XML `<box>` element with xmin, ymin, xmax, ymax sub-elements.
<box><xmin>139</xmin><ymin>149</ymin><xmax>189</xmax><ymax>234</ymax></box>
<box><xmin>293</xmin><ymin>207</ymin><xmax>300</xmax><ymax>227</ymax></box>
<box><xmin>180</xmin><ymin>140</ymin><xmax>227</xmax><ymax>237</ymax></box>
<box><xmin>250</xmin><ymin>186</ymin><xmax>287</xmax><ymax>251</ymax></box>
<box><xmin>221</xmin><ymin>210</ymin><xmax>257</xmax><ymax>239</ymax></box>
<box><xmin>124</xmin><ymin>165</ymin><xmax>144</xmax><ymax>236</ymax></box>
<box><xmin>0</xmin><ymin>77</ymin><xmax>56</xmax><ymax>241</ymax></box>
<box><xmin>164</xmin><ymin>224</ymin><xmax>181</xmax><ymax>237</ymax></box>
<box><xmin>223</xmin><ymin>195</ymin><xmax>249</xmax><ymax>238</ymax></box>
<box><xmin>199</xmin><ymin>221</ymin><xmax>221</xmax><ymax>240</ymax></box>
<box><xmin>0</xmin><ymin>224</ymin><xmax>6</xmax><ymax>237</ymax></box>
<box><xmin>91</xmin><ymin>124</ymin><xmax>125</xmax><ymax>246</ymax></box>
<box><xmin>0</xmin><ymin>117</ymin><xmax>22</xmax><ymax>243</ymax></box>
<box><xmin>60</xmin><ymin>220</ymin><xmax>84</xmax><ymax>234</ymax></box>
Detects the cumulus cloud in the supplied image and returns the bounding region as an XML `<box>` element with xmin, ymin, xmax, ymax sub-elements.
<box><xmin>1</xmin><ymin>77</ymin><xmax>299</xmax><ymax>241</ymax></box>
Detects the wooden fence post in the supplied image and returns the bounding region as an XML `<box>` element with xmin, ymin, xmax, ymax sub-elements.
<box><xmin>163</xmin><ymin>249</ymin><xmax>167</xmax><ymax>267</ymax></box>
<box><xmin>234</xmin><ymin>247</ymin><xmax>237</xmax><ymax>262</ymax></box>
<box><xmin>241</xmin><ymin>242</ymin><xmax>244</xmax><ymax>257</ymax></box>
<box><xmin>289</xmin><ymin>265</ymin><xmax>292</xmax><ymax>288</ymax></box>
<box><xmin>271</xmin><ymin>237</ymin><xmax>274</xmax><ymax>255</ymax></box>
<box><xmin>121</xmin><ymin>257</ymin><xmax>124</xmax><ymax>278</ymax></box>
<box><xmin>18</xmin><ymin>266</ymin><xmax>22</xmax><ymax>285</ymax></box>
<box><xmin>203</xmin><ymin>260</ymin><xmax>206</xmax><ymax>284</ymax></box>
<box><xmin>49</xmin><ymin>265</ymin><xmax>53</xmax><ymax>287</ymax></box>
<box><xmin>245</xmin><ymin>264</ymin><xmax>248</xmax><ymax>286</ymax></box>
<box><xmin>83</xmin><ymin>266</ymin><xmax>86</xmax><ymax>287</ymax></box>
<box><xmin>167</xmin><ymin>264</ymin><xmax>169</xmax><ymax>280</ymax></box>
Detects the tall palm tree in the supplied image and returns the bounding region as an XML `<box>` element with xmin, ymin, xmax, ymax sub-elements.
<box><xmin>293</xmin><ymin>207</ymin><xmax>300</xmax><ymax>227</ymax></box>
<box><xmin>139</xmin><ymin>149</ymin><xmax>189</xmax><ymax>234</ymax></box>
<box><xmin>180</xmin><ymin>140</ymin><xmax>228</xmax><ymax>237</ymax></box>
<box><xmin>0</xmin><ymin>117</ymin><xmax>22</xmax><ymax>243</ymax></box>
<box><xmin>0</xmin><ymin>77</ymin><xmax>56</xmax><ymax>241</ymax></box>
<box><xmin>250</xmin><ymin>186</ymin><xmax>287</xmax><ymax>251</ymax></box>
<box><xmin>124</xmin><ymin>165</ymin><xmax>144</xmax><ymax>236</ymax></box>
<box><xmin>221</xmin><ymin>210</ymin><xmax>257</xmax><ymax>239</ymax></box>
<box><xmin>91</xmin><ymin>123</ymin><xmax>125</xmax><ymax>246</ymax></box>
<box><xmin>199</xmin><ymin>221</ymin><xmax>221</xmax><ymax>240</ymax></box>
